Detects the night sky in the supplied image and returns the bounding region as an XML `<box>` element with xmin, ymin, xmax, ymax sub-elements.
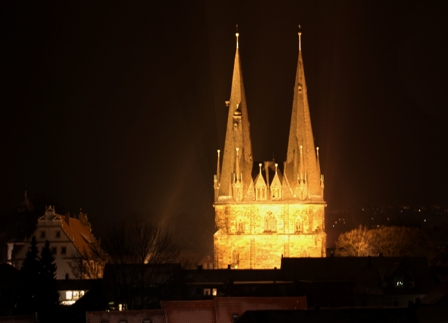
<box><xmin>2</xmin><ymin>1</ymin><xmax>448</xmax><ymax>252</ymax></box>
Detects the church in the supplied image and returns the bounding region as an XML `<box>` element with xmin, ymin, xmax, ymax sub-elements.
<box><xmin>213</xmin><ymin>30</ymin><xmax>326</xmax><ymax>269</ymax></box>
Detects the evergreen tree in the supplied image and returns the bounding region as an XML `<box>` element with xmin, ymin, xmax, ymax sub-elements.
<box><xmin>16</xmin><ymin>235</ymin><xmax>41</xmax><ymax>315</ymax></box>
<box><xmin>38</xmin><ymin>240</ymin><xmax>59</xmax><ymax>322</ymax></box>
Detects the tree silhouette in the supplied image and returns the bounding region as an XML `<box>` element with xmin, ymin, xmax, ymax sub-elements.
<box><xmin>16</xmin><ymin>237</ymin><xmax>59</xmax><ymax>322</ymax></box>
<box><xmin>102</xmin><ymin>218</ymin><xmax>180</xmax><ymax>309</ymax></box>
<box><xmin>38</xmin><ymin>240</ymin><xmax>59</xmax><ymax>322</ymax></box>
<box><xmin>16</xmin><ymin>236</ymin><xmax>41</xmax><ymax>315</ymax></box>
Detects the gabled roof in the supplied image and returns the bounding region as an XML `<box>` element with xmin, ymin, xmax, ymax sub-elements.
<box><xmin>37</xmin><ymin>206</ymin><xmax>98</xmax><ymax>256</ymax></box>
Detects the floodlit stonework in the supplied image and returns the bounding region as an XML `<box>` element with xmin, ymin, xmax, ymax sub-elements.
<box><xmin>213</xmin><ymin>31</ymin><xmax>326</xmax><ymax>269</ymax></box>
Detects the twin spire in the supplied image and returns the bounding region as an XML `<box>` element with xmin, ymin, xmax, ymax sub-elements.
<box><xmin>215</xmin><ymin>27</ymin><xmax>323</xmax><ymax>203</ymax></box>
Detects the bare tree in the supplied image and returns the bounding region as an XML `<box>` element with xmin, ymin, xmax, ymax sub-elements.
<box><xmin>335</xmin><ymin>225</ymin><xmax>431</xmax><ymax>258</ymax></box>
<box><xmin>335</xmin><ymin>225</ymin><xmax>372</xmax><ymax>256</ymax></box>
<box><xmin>369</xmin><ymin>226</ymin><xmax>430</xmax><ymax>257</ymax></box>
<box><xmin>101</xmin><ymin>218</ymin><xmax>181</xmax><ymax>310</ymax></box>
<box><xmin>76</xmin><ymin>241</ymin><xmax>108</xmax><ymax>279</ymax></box>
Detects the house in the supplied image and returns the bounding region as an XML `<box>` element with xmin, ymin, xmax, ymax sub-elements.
<box><xmin>11</xmin><ymin>205</ymin><xmax>103</xmax><ymax>280</ymax></box>
<box><xmin>281</xmin><ymin>256</ymin><xmax>435</xmax><ymax>307</ymax></box>
<box><xmin>86</xmin><ymin>296</ymin><xmax>307</xmax><ymax>323</ymax></box>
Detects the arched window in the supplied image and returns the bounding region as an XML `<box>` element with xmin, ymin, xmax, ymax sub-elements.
<box><xmin>295</xmin><ymin>218</ymin><xmax>303</xmax><ymax>233</ymax></box>
<box><xmin>264</xmin><ymin>212</ymin><xmax>277</xmax><ymax>232</ymax></box>
<box><xmin>236</xmin><ymin>219</ymin><xmax>245</xmax><ymax>234</ymax></box>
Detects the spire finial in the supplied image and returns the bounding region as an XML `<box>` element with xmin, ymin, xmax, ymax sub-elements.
<box><xmin>236</xmin><ymin>24</ymin><xmax>239</xmax><ymax>49</ymax></box>
<box><xmin>298</xmin><ymin>24</ymin><xmax>302</xmax><ymax>51</ymax></box>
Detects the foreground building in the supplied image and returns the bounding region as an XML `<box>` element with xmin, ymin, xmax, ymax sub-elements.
<box><xmin>87</xmin><ymin>296</ymin><xmax>307</xmax><ymax>323</ymax></box>
<box><xmin>214</xmin><ymin>31</ymin><xmax>326</xmax><ymax>269</ymax></box>
<box><xmin>12</xmin><ymin>206</ymin><xmax>103</xmax><ymax>280</ymax></box>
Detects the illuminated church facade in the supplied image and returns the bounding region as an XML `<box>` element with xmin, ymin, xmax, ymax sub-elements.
<box><xmin>213</xmin><ymin>31</ymin><xmax>326</xmax><ymax>269</ymax></box>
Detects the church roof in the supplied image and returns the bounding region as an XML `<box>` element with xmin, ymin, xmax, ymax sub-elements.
<box><xmin>17</xmin><ymin>191</ymin><xmax>34</xmax><ymax>213</ymax></box>
<box><xmin>218</xmin><ymin>30</ymin><xmax>253</xmax><ymax>199</ymax></box>
<box><xmin>284</xmin><ymin>29</ymin><xmax>323</xmax><ymax>200</ymax></box>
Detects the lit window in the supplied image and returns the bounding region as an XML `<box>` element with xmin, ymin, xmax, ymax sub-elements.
<box><xmin>394</xmin><ymin>277</ymin><xmax>404</xmax><ymax>288</ymax></box>
<box><xmin>73</xmin><ymin>291</ymin><xmax>79</xmax><ymax>299</ymax></box>
<box><xmin>66</xmin><ymin>291</ymin><xmax>73</xmax><ymax>300</ymax></box>
<box><xmin>212</xmin><ymin>288</ymin><xmax>217</xmax><ymax>296</ymax></box>
<box><xmin>203</xmin><ymin>288</ymin><xmax>211</xmax><ymax>296</ymax></box>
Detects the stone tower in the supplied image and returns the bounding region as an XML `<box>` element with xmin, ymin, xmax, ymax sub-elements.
<box><xmin>214</xmin><ymin>30</ymin><xmax>326</xmax><ymax>269</ymax></box>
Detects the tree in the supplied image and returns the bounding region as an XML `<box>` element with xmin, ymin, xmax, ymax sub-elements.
<box><xmin>16</xmin><ymin>238</ymin><xmax>60</xmax><ymax>322</ymax></box>
<box><xmin>77</xmin><ymin>241</ymin><xmax>107</xmax><ymax>279</ymax></box>
<box><xmin>101</xmin><ymin>218</ymin><xmax>181</xmax><ymax>309</ymax></box>
<box><xmin>335</xmin><ymin>226</ymin><xmax>431</xmax><ymax>258</ymax></box>
<box><xmin>16</xmin><ymin>236</ymin><xmax>41</xmax><ymax>315</ymax></box>
<box><xmin>335</xmin><ymin>225</ymin><xmax>372</xmax><ymax>256</ymax></box>
<box><xmin>369</xmin><ymin>226</ymin><xmax>430</xmax><ymax>257</ymax></box>
<box><xmin>38</xmin><ymin>240</ymin><xmax>59</xmax><ymax>322</ymax></box>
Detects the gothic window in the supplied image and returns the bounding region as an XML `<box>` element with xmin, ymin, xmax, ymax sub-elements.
<box><xmin>264</xmin><ymin>212</ymin><xmax>277</xmax><ymax>232</ymax></box>
<box><xmin>295</xmin><ymin>219</ymin><xmax>303</xmax><ymax>233</ymax></box>
<box><xmin>236</xmin><ymin>219</ymin><xmax>245</xmax><ymax>234</ymax></box>
<box><xmin>256</xmin><ymin>187</ymin><xmax>266</xmax><ymax>200</ymax></box>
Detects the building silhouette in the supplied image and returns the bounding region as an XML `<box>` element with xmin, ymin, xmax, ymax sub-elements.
<box><xmin>213</xmin><ymin>30</ymin><xmax>326</xmax><ymax>269</ymax></box>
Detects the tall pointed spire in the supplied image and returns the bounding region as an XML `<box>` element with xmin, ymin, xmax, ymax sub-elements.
<box><xmin>218</xmin><ymin>28</ymin><xmax>253</xmax><ymax>199</ymax></box>
<box><xmin>285</xmin><ymin>27</ymin><xmax>322</xmax><ymax>200</ymax></box>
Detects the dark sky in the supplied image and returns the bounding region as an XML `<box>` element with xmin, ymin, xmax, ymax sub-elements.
<box><xmin>2</xmin><ymin>1</ymin><xmax>448</xmax><ymax>252</ymax></box>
